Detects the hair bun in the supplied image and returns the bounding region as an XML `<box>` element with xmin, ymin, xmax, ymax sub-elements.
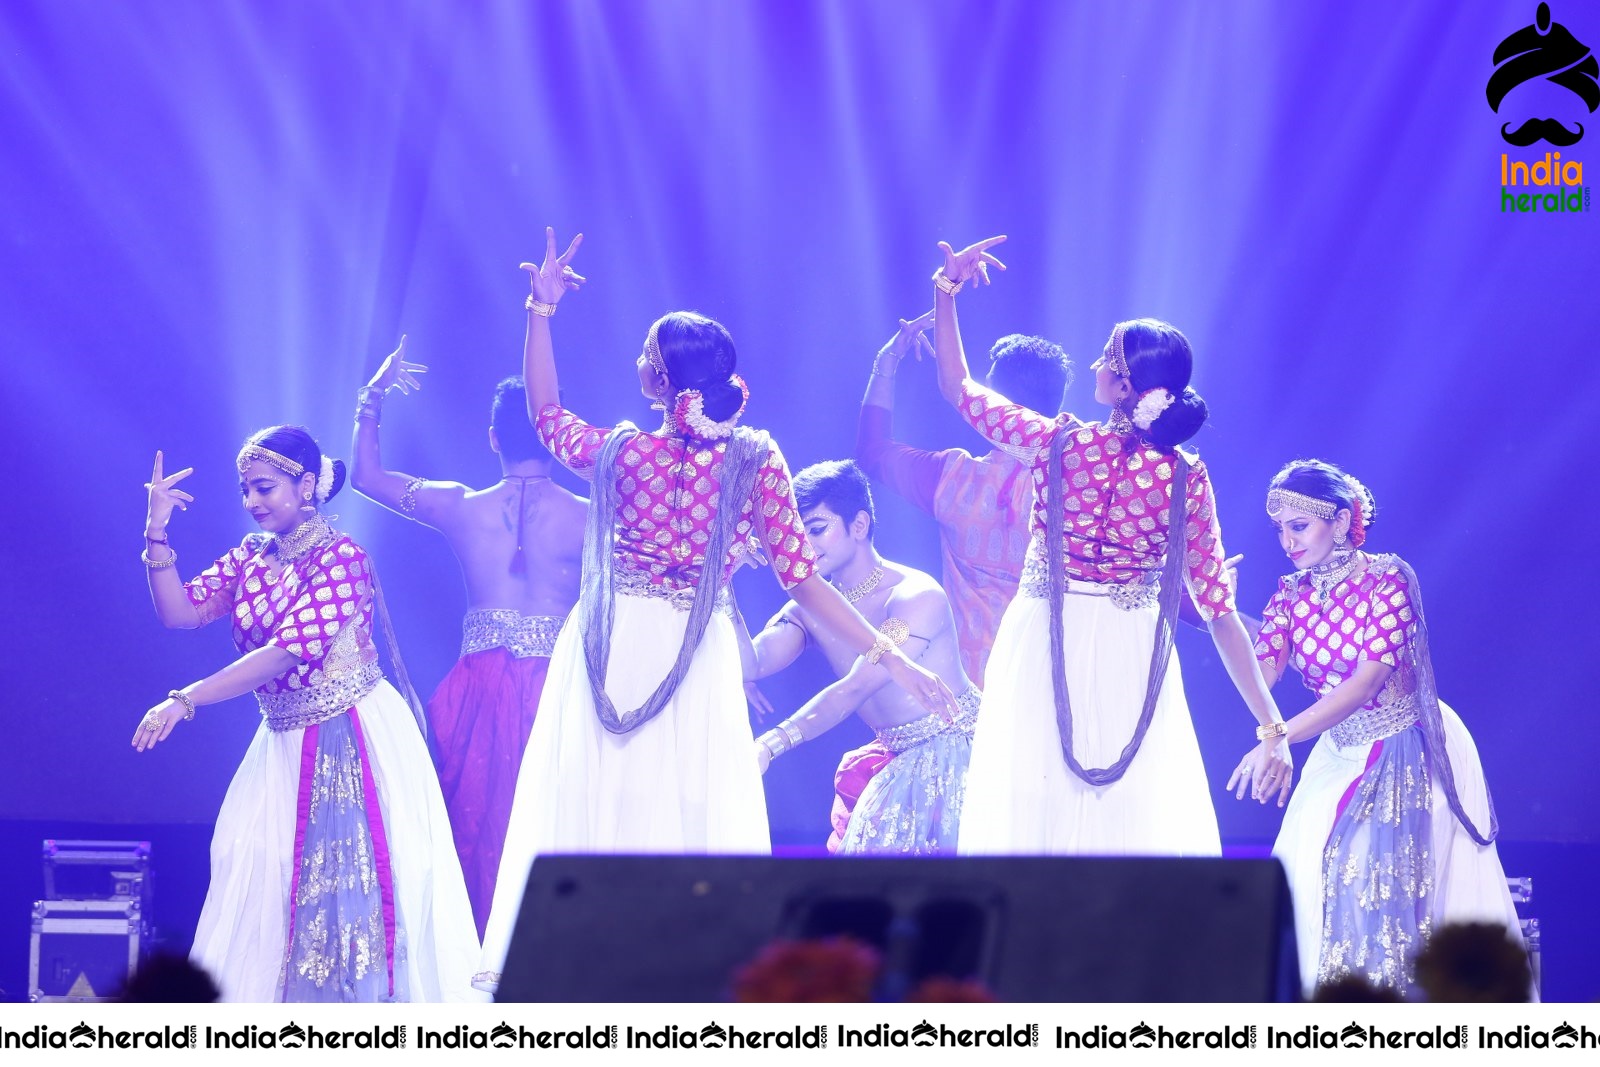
<box><xmin>326</xmin><ymin>458</ymin><xmax>348</xmax><ymax>503</ymax></box>
<box><xmin>1146</xmin><ymin>387</ymin><xmax>1208</xmax><ymax>448</ymax></box>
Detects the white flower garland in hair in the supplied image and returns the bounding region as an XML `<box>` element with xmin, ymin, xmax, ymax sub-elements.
<box><xmin>672</xmin><ymin>374</ymin><xmax>750</xmax><ymax>440</ymax></box>
<box><xmin>1131</xmin><ymin>387</ymin><xmax>1175</xmax><ymax>430</ymax></box>
<box><xmin>315</xmin><ymin>455</ymin><xmax>335</xmax><ymax>502</ymax></box>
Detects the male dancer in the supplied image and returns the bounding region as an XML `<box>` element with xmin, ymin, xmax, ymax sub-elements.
<box><xmin>741</xmin><ymin>460</ymin><xmax>978</xmax><ymax>854</ymax></box>
<box><xmin>857</xmin><ymin>315</ymin><xmax>1071</xmax><ymax>687</ymax></box>
<box><xmin>351</xmin><ymin>338</ymin><xmax>585</xmax><ymax>936</ymax></box>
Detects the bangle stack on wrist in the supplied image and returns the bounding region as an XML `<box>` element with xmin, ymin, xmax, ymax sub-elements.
<box><xmin>525</xmin><ymin>294</ymin><xmax>557</xmax><ymax>318</ymax></box>
<box><xmin>933</xmin><ymin>269</ymin><xmax>963</xmax><ymax>296</ymax></box>
<box><xmin>758</xmin><ymin>719</ymin><xmax>806</xmax><ymax>761</ymax></box>
<box><xmin>1255</xmin><ymin>720</ymin><xmax>1288</xmax><ymax>741</ymax></box>
<box><xmin>871</xmin><ymin>354</ymin><xmax>897</xmax><ymax>380</ymax></box>
<box><xmin>355</xmin><ymin>385</ymin><xmax>384</xmax><ymax>423</ymax></box>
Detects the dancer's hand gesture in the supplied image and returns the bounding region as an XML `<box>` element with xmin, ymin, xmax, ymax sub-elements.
<box><xmin>367</xmin><ymin>335</ymin><xmax>428</xmax><ymax>396</ymax></box>
<box><xmin>1227</xmin><ymin>738</ymin><xmax>1294</xmax><ymax>806</ymax></box>
<box><xmin>145</xmin><ymin>450</ymin><xmax>195</xmax><ymax>538</ymax></box>
<box><xmin>131</xmin><ymin>695</ymin><xmax>185</xmax><ymax>752</ymax></box>
<box><xmin>520</xmin><ymin>227</ymin><xmax>586</xmax><ymax>306</ymax></box>
<box><xmin>878</xmin><ymin>310</ymin><xmax>936</xmax><ymax>370</ymax></box>
<box><xmin>936</xmin><ymin>235</ymin><xmax>1007</xmax><ymax>288</ymax></box>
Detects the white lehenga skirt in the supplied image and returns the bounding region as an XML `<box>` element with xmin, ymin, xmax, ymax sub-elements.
<box><xmin>476</xmin><ymin>593</ymin><xmax>771</xmax><ymax>990</ymax></box>
<box><xmin>190</xmin><ymin>679</ymin><xmax>483</xmax><ymax>1002</ymax></box>
<box><xmin>1272</xmin><ymin>700</ymin><xmax>1522</xmax><ymax>995</ymax></box>
<box><xmin>957</xmin><ymin>590</ymin><xmax>1221</xmax><ymax>856</ymax></box>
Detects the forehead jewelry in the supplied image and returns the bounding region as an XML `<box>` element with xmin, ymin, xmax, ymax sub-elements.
<box><xmin>237</xmin><ymin>444</ymin><xmax>305</xmax><ymax>478</ymax></box>
<box><xmin>643</xmin><ymin>321</ymin><xmax>667</xmax><ymax>375</ymax></box>
<box><xmin>1265</xmin><ymin>487</ymin><xmax>1337</xmax><ymax>521</ymax></box>
<box><xmin>1106</xmin><ymin>322</ymin><xmax>1131</xmax><ymax>379</ymax></box>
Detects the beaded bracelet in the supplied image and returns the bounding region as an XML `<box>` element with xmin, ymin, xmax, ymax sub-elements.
<box><xmin>142</xmin><ymin>548</ymin><xmax>178</xmax><ymax>569</ymax></box>
<box><xmin>168</xmin><ymin>689</ymin><xmax>197</xmax><ymax>721</ymax></box>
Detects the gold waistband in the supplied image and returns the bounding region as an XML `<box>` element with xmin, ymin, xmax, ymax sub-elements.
<box><xmin>461</xmin><ymin>609</ymin><xmax>565</xmax><ymax>658</ymax></box>
<box><xmin>1328</xmin><ymin>691</ymin><xmax>1420</xmax><ymax>748</ymax></box>
<box><xmin>255</xmin><ymin>661</ymin><xmax>382</xmax><ymax>732</ymax></box>
<box><xmin>1018</xmin><ymin>554</ymin><xmax>1160</xmax><ymax>610</ymax></box>
<box><xmin>874</xmin><ymin>687</ymin><xmax>982</xmax><ymax>754</ymax></box>
<box><xmin>614</xmin><ymin>566</ymin><xmax>732</xmax><ymax>614</ymax></box>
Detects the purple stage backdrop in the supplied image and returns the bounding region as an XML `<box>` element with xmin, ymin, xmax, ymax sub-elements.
<box><xmin>1</xmin><ymin>0</ymin><xmax>1596</xmax><ymax>862</ymax></box>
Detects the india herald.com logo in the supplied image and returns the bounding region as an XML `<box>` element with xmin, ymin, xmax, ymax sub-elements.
<box><xmin>1490</xmin><ymin>2</ymin><xmax>1596</xmax><ymax>212</ymax></box>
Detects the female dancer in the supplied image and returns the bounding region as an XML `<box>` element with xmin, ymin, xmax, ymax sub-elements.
<box><xmin>476</xmin><ymin>230</ymin><xmax>956</xmax><ymax>990</ymax></box>
<box><xmin>930</xmin><ymin>236</ymin><xmax>1287</xmax><ymax>856</ymax></box>
<box><xmin>137</xmin><ymin>427</ymin><xmax>480</xmax><ymax>1002</ymax></box>
<box><xmin>1231</xmin><ymin>459</ymin><xmax>1521</xmax><ymax>996</ymax></box>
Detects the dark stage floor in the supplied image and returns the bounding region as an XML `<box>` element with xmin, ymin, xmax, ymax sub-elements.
<box><xmin>2</xmin><ymin>820</ymin><xmax>1591</xmax><ymax>1003</ymax></box>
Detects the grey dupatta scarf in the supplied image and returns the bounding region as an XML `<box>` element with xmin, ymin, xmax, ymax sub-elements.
<box><xmin>1045</xmin><ymin>427</ymin><xmax>1188</xmax><ymax>785</ymax></box>
<box><xmin>577</xmin><ymin>422</ymin><xmax>770</xmax><ymax>735</ymax></box>
<box><xmin>1398</xmin><ymin>557</ymin><xmax>1498</xmax><ymax>845</ymax></box>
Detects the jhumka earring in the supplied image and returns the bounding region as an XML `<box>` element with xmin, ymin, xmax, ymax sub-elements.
<box><xmin>300</xmin><ymin>492</ymin><xmax>316</xmax><ymax>514</ymax></box>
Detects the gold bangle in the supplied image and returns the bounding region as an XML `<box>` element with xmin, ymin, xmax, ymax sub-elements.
<box><xmin>932</xmin><ymin>270</ymin><xmax>962</xmax><ymax>296</ymax></box>
<box><xmin>525</xmin><ymin>294</ymin><xmax>557</xmax><ymax>318</ymax></box>
<box><xmin>168</xmin><ymin>689</ymin><xmax>197</xmax><ymax>721</ymax></box>
<box><xmin>1255</xmin><ymin>720</ymin><xmax>1287</xmax><ymax>741</ymax></box>
<box><xmin>142</xmin><ymin>548</ymin><xmax>178</xmax><ymax>569</ymax></box>
<box><xmin>757</xmin><ymin>729</ymin><xmax>788</xmax><ymax>759</ymax></box>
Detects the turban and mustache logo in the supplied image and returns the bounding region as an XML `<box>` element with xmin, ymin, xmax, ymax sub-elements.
<box><xmin>1487</xmin><ymin>2</ymin><xmax>1599</xmax><ymax>146</ymax></box>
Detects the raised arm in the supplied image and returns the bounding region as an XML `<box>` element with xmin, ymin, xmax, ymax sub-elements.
<box><xmin>857</xmin><ymin>311</ymin><xmax>946</xmax><ymax>514</ymax></box>
<box><xmin>519</xmin><ymin>227</ymin><xmax>585</xmax><ymax>425</ymax></box>
<box><xmin>350</xmin><ymin>337</ymin><xmax>468</xmax><ymax>525</ymax></box>
<box><xmin>931</xmin><ymin>236</ymin><xmax>1007</xmax><ymax>405</ymax></box>
<box><xmin>143</xmin><ymin>450</ymin><xmax>201</xmax><ymax>629</ymax></box>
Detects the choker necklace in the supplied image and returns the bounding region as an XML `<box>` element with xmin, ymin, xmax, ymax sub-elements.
<box><xmin>839</xmin><ymin>565</ymin><xmax>885</xmax><ymax>603</ymax></box>
<box><xmin>1306</xmin><ymin>548</ymin><xmax>1359</xmax><ymax>606</ymax></box>
<box><xmin>274</xmin><ymin>514</ymin><xmax>336</xmax><ymax>562</ymax></box>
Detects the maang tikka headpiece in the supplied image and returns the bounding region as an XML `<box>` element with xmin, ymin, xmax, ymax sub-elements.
<box><xmin>1264</xmin><ymin>487</ymin><xmax>1337</xmax><ymax>521</ymax></box>
<box><xmin>1106</xmin><ymin>322</ymin><xmax>1131</xmax><ymax>379</ymax></box>
<box><xmin>236</xmin><ymin>443</ymin><xmax>305</xmax><ymax>479</ymax></box>
<box><xmin>643</xmin><ymin>320</ymin><xmax>667</xmax><ymax>376</ymax></box>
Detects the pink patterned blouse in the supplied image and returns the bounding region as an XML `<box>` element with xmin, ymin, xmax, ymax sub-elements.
<box><xmin>955</xmin><ymin>380</ymin><xmax>1237</xmax><ymax>621</ymax></box>
<box><xmin>185</xmin><ymin>532</ymin><xmax>379</xmax><ymax>701</ymax></box>
<box><xmin>536</xmin><ymin>404</ymin><xmax>818</xmax><ymax>592</ymax></box>
<box><xmin>857</xmin><ymin>402</ymin><xmax>1031</xmax><ymax>685</ymax></box>
<box><xmin>1253</xmin><ymin>553</ymin><xmax>1416</xmax><ymax>695</ymax></box>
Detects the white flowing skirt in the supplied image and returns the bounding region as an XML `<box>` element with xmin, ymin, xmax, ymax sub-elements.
<box><xmin>190</xmin><ymin>679</ymin><xmax>483</xmax><ymax>1002</ymax></box>
<box><xmin>957</xmin><ymin>591</ymin><xmax>1221</xmax><ymax>856</ymax></box>
<box><xmin>1273</xmin><ymin>701</ymin><xmax>1522</xmax><ymax>994</ymax></box>
<box><xmin>477</xmin><ymin>593</ymin><xmax>770</xmax><ymax>989</ymax></box>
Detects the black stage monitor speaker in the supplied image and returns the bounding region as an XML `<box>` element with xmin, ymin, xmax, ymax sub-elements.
<box><xmin>495</xmin><ymin>855</ymin><xmax>1299</xmax><ymax>1002</ymax></box>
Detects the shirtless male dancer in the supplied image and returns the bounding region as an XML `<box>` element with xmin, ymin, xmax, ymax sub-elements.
<box><xmin>742</xmin><ymin>460</ymin><xmax>978</xmax><ymax>854</ymax></box>
<box><xmin>352</xmin><ymin>338</ymin><xmax>585</xmax><ymax>935</ymax></box>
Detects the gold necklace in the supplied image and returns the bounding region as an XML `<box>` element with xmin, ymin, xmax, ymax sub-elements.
<box><xmin>1306</xmin><ymin>548</ymin><xmax>1359</xmax><ymax>606</ymax></box>
<box><xmin>274</xmin><ymin>514</ymin><xmax>335</xmax><ymax>562</ymax></box>
<box><xmin>839</xmin><ymin>565</ymin><xmax>885</xmax><ymax>603</ymax></box>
